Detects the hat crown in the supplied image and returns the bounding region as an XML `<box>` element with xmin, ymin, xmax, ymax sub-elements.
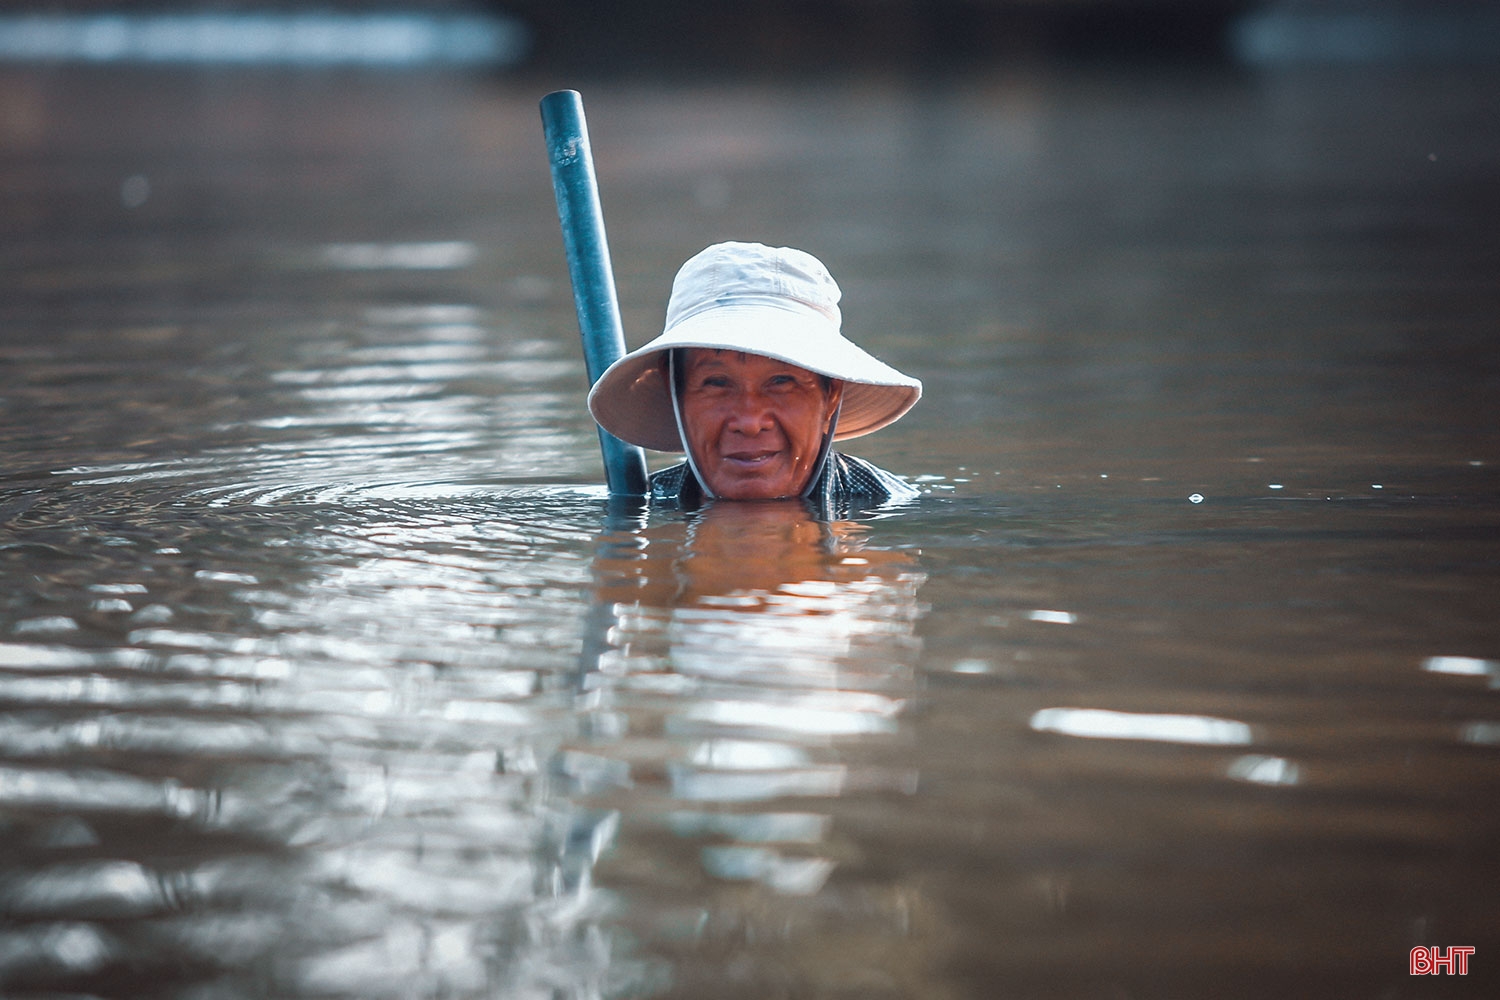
<box><xmin>665</xmin><ymin>241</ymin><xmax>842</xmax><ymax>334</ymax></box>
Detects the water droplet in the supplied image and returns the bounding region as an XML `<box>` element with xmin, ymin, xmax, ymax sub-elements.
<box><xmin>120</xmin><ymin>174</ymin><xmax>149</xmax><ymax>208</ymax></box>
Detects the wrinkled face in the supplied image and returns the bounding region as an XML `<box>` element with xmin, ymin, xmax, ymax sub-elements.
<box><xmin>678</xmin><ymin>349</ymin><xmax>843</xmax><ymax>500</ymax></box>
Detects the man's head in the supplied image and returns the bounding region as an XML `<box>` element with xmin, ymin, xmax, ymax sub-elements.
<box><xmin>587</xmin><ymin>242</ymin><xmax>922</xmax><ymax>495</ymax></box>
<box><xmin>674</xmin><ymin>349</ymin><xmax>844</xmax><ymax>500</ymax></box>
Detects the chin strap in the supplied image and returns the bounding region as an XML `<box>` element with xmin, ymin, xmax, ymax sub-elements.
<box><xmin>800</xmin><ymin>395</ymin><xmax>841</xmax><ymax>500</ymax></box>
<box><xmin>668</xmin><ymin>349</ymin><xmax>716</xmax><ymax>500</ymax></box>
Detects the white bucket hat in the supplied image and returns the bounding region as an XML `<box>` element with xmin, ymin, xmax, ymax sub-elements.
<box><xmin>587</xmin><ymin>241</ymin><xmax>922</xmax><ymax>452</ymax></box>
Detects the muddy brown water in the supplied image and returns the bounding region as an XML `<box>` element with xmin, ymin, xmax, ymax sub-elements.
<box><xmin>2</xmin><ymin>62</ymin><xmax>1498</xmax><ymax>998</ymax></box>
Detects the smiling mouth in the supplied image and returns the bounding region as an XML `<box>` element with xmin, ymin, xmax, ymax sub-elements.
<box><xmin>722</xmin><ymin>450</ymin><xmax>781</xmax><ymax>468</ymax></box>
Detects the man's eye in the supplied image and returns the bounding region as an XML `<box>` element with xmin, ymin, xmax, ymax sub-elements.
<box><xmin>700</xmin><ymin>376</ymin><xmax>732</xmax><ymax>389</ymax></box>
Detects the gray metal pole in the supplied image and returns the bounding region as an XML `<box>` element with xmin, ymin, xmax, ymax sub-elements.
<box><xmin>540</xmin><ymin>89</ymin><xmax>649</xmax><ymax>497</ymax></box>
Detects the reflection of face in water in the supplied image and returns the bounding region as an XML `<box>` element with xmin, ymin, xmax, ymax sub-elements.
<box><xmin>597</xmin><ymin>499</ymin><xmax>912</xmax><ymax>601</ymax></box>
<box><xmin>591</xmin><ymin>499</ymin><xmax>924</xmax><ymax>687</ymax></box>
<box><xmin>585</xmin><ymin>500</ymin><xmax>926</xmax><ymax>910</ymax></box>
<box><xmin>578</xmin><ymin>502</ymin><xmax>937</xmax><ymax>990</ymax></box>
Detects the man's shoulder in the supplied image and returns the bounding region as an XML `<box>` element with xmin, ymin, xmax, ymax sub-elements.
<box><xmin>648</xmin><ymin>463</ymin><xmax>687</xmax><ymax>492</ymax></box>
<box><xmin>826</xmin><ymin>453</ymin><xmax>920</xmax><ymax>504</ymax></box>
<box><xmin>648</xmin><ymin>462</ymin><xmax>698</xmax><ymax>506</ymax></box>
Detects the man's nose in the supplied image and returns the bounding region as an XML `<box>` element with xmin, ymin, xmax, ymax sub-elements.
<box><xmin>724</xmin><ymin>392</ymin><xmax>774</xmax><ymax>434</ymax></box>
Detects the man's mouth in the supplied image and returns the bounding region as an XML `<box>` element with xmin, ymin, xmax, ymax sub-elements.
<box><xmin>722</xmin><ymin>449</ymin><xmax>780</xmax><ymax>469</ymax></box>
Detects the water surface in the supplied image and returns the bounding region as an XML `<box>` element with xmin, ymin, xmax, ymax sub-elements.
<box><xmin>2</xmin><ymin>63</ymin><xmax>1499</xmax><ymax>998</ymax></box>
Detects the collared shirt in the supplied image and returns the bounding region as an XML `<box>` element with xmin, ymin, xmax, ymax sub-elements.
<box><xmin>649</xmin><ymin>452</ymin><xmax>920</xmax><ymax>519</ymax></box>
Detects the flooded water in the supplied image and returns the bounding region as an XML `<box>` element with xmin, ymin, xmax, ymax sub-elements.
<box><xmin>3</xmin><ymin>58</ymin><xmax>1500</xmax><ymax>999</ymax></box>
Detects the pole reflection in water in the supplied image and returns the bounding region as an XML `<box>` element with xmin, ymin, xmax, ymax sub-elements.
<box><xmin>580</xmin><ymin>499</ymin><xmax>932</xmax><ymax>997</ymax></box>
<box><xmin>0</xmin><ymin>486</ymin><xmax>929</xmax><ymax>999</ymax></box>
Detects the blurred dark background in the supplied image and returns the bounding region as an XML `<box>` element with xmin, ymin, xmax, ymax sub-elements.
<box><xmin>1</xmin><ymin>1</ymin><xmax>1496</xmax><ymax>75</ymax></box>
<box><xmin>498</xmin><ymin>0</ymin><xmax>1257</xmax><ymax>75</ymax></box>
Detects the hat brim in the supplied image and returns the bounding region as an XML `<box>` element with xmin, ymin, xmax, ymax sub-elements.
<box><xmin>587</xmin><ymin>306</ymin><xmax>921</xmax><ymax>453</ymax></box>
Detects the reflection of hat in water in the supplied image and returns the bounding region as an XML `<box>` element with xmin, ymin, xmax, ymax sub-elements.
<box><xmin>587</xmin><ymin>241</ymin><xmax>922</xmax><ymax>453</ymax></box>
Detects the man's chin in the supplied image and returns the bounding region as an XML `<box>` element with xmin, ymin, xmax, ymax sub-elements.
<box><xmin>710</xmin><ymin>480</ymin><xmax>794</xmax><ymax>501</ymax></box>
<box><xmin>704</xmin><ymin>466</ymin><xmax>800</xmax><ymax>501</ymax></box>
